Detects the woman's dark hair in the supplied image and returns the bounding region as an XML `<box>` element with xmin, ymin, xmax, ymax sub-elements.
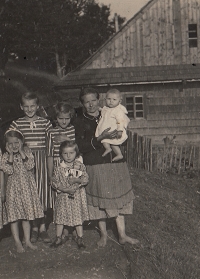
<box><xmin>4</xmin><ymin>129</ymin><xmax>24</xmax><ymax>145</ymax></box>
<box><xmin>54</xmin><ymin>102</ymin><xmax>74</xmax><ymax>118</ymax></box>
<box><xmin>59</xmin><ymin>140</ymin><xmax>80</xmax><ymax>159</ymax></box>
<box><xmin>79</xmin><ymin>87</ymin><xmax>99</xmax><ymax>104</ymax></box>
<box><xmin>21</xmin><ymin>92</ymin><xmax>39</xmax><ymax>105</ymax></box>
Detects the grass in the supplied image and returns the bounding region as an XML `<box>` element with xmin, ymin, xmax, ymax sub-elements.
<box><xmin>125</xmin><ymin>168</ymin><xmax>200</xmax><ymax>279</ymax></box>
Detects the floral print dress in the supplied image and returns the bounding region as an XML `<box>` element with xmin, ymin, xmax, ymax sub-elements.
<box><xmin>52</xmin><ymin>160</ymin><xmax>89</xmax><ymax>227</ymax></box>
<box><xmin>1</xmin><ymin>147</ymin><xmax>44</xmax><ymax>223</ymax></box>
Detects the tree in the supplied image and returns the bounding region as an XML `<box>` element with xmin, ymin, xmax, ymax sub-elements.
<box><xmin>0</xmin><ymin>0</ymin><xmax>125</xmax><ymax>78</ymax></box>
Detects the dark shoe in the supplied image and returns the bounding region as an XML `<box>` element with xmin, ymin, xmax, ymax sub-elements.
<box><xmin>31</xmin><ymin>230</ymin><xmax>38</xmax><ymax>243</ymax></box>
<box><xmin>61</xmin><ymin>235</ymin><xmax>70</xmax><ymax>244</ymax></box>
<box><xmin>50</xmin><ymin>236</ymin><xmax>62</xmax><ymax>248</ymax></box>
<box><xmin>76</xmin><ymin>236</ymin><xmax>86</xmax><ymax>249</ymax></box>
<box><xmin>39</xmin><ymin>231</ymin><xmax>52</xmax><ymax>243</ymax></box>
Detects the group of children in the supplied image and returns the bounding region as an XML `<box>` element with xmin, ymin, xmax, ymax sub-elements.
<box><xmin>0</xmin><ymin>88</ymin><xmax>130</xmax><ymax>253</ymax></box>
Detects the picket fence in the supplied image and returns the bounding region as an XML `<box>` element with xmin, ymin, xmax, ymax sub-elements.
<box><xmin>123</xmin><ymin>131</ymin><xmax>200</xmax><ymax>174</ymax></box>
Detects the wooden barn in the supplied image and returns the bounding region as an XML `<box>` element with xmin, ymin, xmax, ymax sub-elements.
<box><xmin>55</xmin><ymin>0</ymin><xmax>200</xmax><ymax>144</ymax></box>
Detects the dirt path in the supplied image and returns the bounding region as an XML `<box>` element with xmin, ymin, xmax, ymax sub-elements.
<box><xmin>0</xmin><ymin>222</ymin><xmax>130</xmax><ymax>279</ymax></box>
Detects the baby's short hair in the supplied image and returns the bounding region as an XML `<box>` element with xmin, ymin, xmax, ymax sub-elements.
<box><xmin>106</xmin><ymin>88</ymin><xmax>121</xmax><ymax>97</ymax></box>
<box><xmin>21</xmin><ymin>92</ymin><xmax>39</xmax><ymax>105</ymax></box>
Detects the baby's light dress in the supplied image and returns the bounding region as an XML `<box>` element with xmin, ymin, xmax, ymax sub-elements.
<box><xmin>95</xmin><ymin>104</ymin><xmax>130</xmax><ymax>145</ymax></box>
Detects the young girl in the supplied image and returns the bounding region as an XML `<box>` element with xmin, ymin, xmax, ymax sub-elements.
<box><xmin>10</xmin><ymin>92</ymin><xmax>53</xmax><ymax>243</ymax></box>
<box><xmin>50</xmin><ymin>140</ymin><xmax>89</xmax><ymax>249</ymax></box>
<box><xmin>47</xmin><ymin>102</ymin><xmax>77</xmax><ymax>242</ymax></box>
<box><xmin>95</xmin><ymin>88</ymin><xmax>130</xmax><ymax>162</ymax></box>
<box><xmin>1</xmin><ymin>129</ymin><xmax>44</xmax><ymax>253</ymax></box>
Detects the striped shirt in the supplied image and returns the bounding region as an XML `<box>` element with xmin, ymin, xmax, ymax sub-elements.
<box><xmin>10</xmin><ymin>117</ymin><xmax>52</xmax><ymax>151</ymax></box>
<box><xmin>47</xmin><ymin>125</ymin><xmax>75</xmax><ymax>158</ymax></box>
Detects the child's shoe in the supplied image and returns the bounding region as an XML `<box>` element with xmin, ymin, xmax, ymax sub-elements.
<box><xmin>31</xmin><ymin>230</ymin><xmax>38</xmax><ymax>243</ymax></box>
<box><xmin>50</xmin><ymin>236</ymin><xmax>62</xmax><ymax>248</ymax></box>
<box><xmin>61</xmin><ymin>235</ymin><xmax>70</xmax><ymax>244</ymax></box>
<box><xmin>76</xmin><ymin>236</ymin><xmax>86</xmax><ymax>249</ymax></box>
<box><xmin>38</xmin><ymin>231</ymin><xmax>51</xmax><ymax>243</ymax></box>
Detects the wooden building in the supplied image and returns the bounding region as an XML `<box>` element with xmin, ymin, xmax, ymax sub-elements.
<box><xmin>55</xmin><ymin>0</ymin><xmax>200</xmax><ymax>144</ymax></box>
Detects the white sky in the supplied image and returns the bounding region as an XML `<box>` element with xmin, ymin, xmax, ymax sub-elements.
<box><xmin>98</xmin><ymin>0</ymin><xmax>150</xmax><ymax>21</ymax></box>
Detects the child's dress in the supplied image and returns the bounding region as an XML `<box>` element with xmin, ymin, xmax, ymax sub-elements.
<box><xmin>52</xmin><ymin>160</ymin><xmax>89</xmax><ymax>227</ymax></box>
<box><xmin>47</xmin><ymin>124</ymin><xmax>76</xmax><ymax>208</ymax></box>
<box><xmin>1</xmin><ymin>147</ymin><xmax>44</xmax><ymax>223</ymax></box>
<box><xmin>95</xmin><ymin>104</ymin><xmax>130</xmax><ymax>145</ymax></box>
<box><xmin>10</xmin><ymin>116</ymin><xmax>52</xmax><ymax>210</ymax></box>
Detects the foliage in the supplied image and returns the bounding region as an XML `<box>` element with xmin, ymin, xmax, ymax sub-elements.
<box><xmin>0</xmin><ymin>0</ymin><xmax>125</xmax><ymax>77</ymax></box>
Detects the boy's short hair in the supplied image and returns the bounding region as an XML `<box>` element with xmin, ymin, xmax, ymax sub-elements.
<box><xmin>59</xmin><ymin>140</ymin><xmax>80</xmax><ymax>158</ymax></box>
<box><xmin>54</xmin><ymin>102</ymin><xmax>74</xmax><ymax>118</ymax></box>
<box><xmin>21</xmin><ymin>92</ymin><xmax>39</xmax><ymax>105</ymax></box>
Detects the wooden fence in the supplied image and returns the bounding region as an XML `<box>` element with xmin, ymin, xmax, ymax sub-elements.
<box><xmin>123</xmin><ymin>131</ymin><xmax>200</xmax><ymax>174</ymax></box>
<box><xmin>122</xmin><ymin>130</ymin><xmax>153</xmax><ymax>171</ymax></box>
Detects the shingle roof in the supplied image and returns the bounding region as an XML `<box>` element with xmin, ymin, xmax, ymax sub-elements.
<box><xmin>55</xmin><ymin>64</ymin><xmax>200</xmax><ymax>89</ymax></box>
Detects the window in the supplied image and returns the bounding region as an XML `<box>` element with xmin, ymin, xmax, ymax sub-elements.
<box><xmin>125</xmin><ymin>95</ymin><xmax>144</xmax><ymax>119</ymax></box>
<box><xmin>188</xmin><ymin>24</ymin><xmax>197</xmax><ymax>48</ymax></box>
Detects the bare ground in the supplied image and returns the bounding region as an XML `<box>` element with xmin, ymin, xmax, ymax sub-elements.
<box><xmin>1</xmin><ymin>168</ymin><xmax>200</xmax><ymax>279</ymax></box>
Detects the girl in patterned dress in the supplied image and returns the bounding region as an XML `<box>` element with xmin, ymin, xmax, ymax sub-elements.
<box><xmin>10</xmin><ymin>92</ymin><xmax>52</xmax><ymax>243</ymax></box>
<box><xmin>47</xmin><ymin>102</ymin><xmax>76</xmax><ymax>208</ymax></box>
<box><xmin>50</xmin><ymin>141</ymin><xmax>89</xmax><ymax>249</ymax></box>
<box><xmin>1</xmin><ymin>129</ymin><xmax>44</xmax><ymax>253</ymax></box>
<box><xmin>47</xmin><ymin>102</ymin><xmax>79</xmax><ymax>242</ymax></box>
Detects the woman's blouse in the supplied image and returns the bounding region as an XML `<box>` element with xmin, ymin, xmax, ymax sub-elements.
<box><xmin>73</xmin><ymin>111</ymin><xmax>116</xmax><ymax>165</ymax></box>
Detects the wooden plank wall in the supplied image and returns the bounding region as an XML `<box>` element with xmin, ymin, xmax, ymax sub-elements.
<box><xmin>98</xmin><ymin>82</ymin><xmax>200</xmax><ymax>145</ymax></box>
<box><xmin>88</xmin><ymin>0</ymin><xmax>200</xmax><ymax>69</ymax></box>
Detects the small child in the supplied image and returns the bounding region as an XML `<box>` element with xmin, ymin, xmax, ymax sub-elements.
<box><xmin>1</xmin><ymin>129</ymin><xmax>44</xmax><ymax>253</ymax></box>
<box><xmin>10</xmin><ymin>92</ymin><xmax>53</xmax><ymax>243</ymax></box>
<box><xmin>50</xmin><ymin>141</ymin><xmax>89</xmax><ymax>249</ymax></box>
<box><xmin>47</xmin><ymin>102</ymin><xmax>78</xmax><ymax>242</ymax></box>
<box><xmin>95</xmin><ymin>88</ymin><xmax>130</xmax><ymax>161</ymax></box>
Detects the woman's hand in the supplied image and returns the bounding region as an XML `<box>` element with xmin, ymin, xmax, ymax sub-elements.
<box><xmin>97</xmin><ymin>128</ymin><xmax>118</xmax><ymax>141</ymax></box>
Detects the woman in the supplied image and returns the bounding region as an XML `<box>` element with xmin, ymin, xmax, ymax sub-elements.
<box><xmin>73</xmin><ymin>87</ymin><xmax>139</xmax><ymax>247</ymax></box>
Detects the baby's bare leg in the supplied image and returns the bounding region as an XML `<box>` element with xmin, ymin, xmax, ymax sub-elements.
<box><xmin>102</xmin><ymin>142</ymin><xmax>112</xmax><ymax>157</ymax></box>
<box><xmin>111</xmin><ymin>145</ymin><xmax>123</xmax><ymax>161</ymax></box>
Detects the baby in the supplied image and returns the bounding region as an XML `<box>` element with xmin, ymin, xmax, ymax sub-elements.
<box><xmin>95</xmin><ymin>88</ymin><xmax>130</xmax><ymax>162</ymax></box>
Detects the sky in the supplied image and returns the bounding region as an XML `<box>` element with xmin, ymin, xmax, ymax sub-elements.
<box><xmin>98</xmin><ymin>0</ymin><xmax>150</xmax><ymax>21</ymax></box>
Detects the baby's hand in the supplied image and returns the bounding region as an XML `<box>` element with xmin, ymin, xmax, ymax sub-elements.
<box><xmin>116</xmin><ymin>131</ymin><xmax>123</xmax><ymax>139</ymax></box>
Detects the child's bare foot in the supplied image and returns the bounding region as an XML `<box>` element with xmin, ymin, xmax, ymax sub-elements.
<box><xmin>25</xmin><ymin>241</ymin><xmax>38</xmax><ymax>250</ymax></box>
<box><xmin>16</xmin><ymin>242</ymin><xmax>25</xmax><ymax>253</ymax></box>
<box><xmin>102</xmin><ymin>148</ymin><xmax>112</xmax><ymax>157</ymax></box>
<box><xmin>97</xmin><ymin>234</ymin><xmax>107</xmax><ymax>247</ymax></box>
<box><xmin>119</xmin><ymin>235</ymin><xmax>139</xmax><ymax>245</ymax></box>
<box><xmin>112</xmin><ymin>154</ymin><xmax>123</xmax><ymax>162</ymax></box>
